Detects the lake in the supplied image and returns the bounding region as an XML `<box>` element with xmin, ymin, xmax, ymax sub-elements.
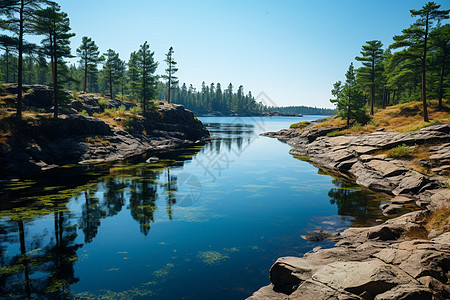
<box><xmin>0</xmin><ymin>116</ymin><xmax>389</xmax><ymax>299</ymax></box>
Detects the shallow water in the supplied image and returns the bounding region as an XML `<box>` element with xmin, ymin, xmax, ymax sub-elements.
<box><xmin>0</xmin><ymin>116</ymin><xmax>390</xmax><ymax>299</ymax></box>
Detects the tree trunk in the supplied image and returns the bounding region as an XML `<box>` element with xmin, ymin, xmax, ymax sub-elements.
<box><xmin>52</xmin><ymin>32</ymin><xmax>58</xmax><ymax>119</ymax></box>
<box><xmin>18</xmin><ymin>221</ymin><xmax>32</xmax><ymax>299</ymax></box>
<box><xmin>16</xmin><ymin>0</ymin><xmax>25</xmax><ymax>119</ymax></box>
<box><xmin>109</xmin><ymin>69</ymin><xmax>113</xmax><ymax>99</ymax></box>
<box><xmin>5</xmin><ymin>49</ymin><xmax>9</xmax><ymax>83</ymax></box>
<box><xmin>438</xmin><ymin>51</ymin><xmax>446</xmax><ymax>109</ymax></box>
<box><xmin>422</xmin><ymin>13</ymin><xmax>430</xmax><ymax>122</ymax></box>
<box><xmin>84</xmin><ymin>56</ymin><xmax>87</xmax><ymax>93</ymax></box>
<box><xmin>382</xmin><ymin>87</ymin><xmax>386</xmax><ymax>109</ymax></box>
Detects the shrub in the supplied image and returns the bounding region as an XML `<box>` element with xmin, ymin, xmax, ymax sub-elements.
<box><xmin>129</xmin><ymin>106</ymin><xmax>142</xmax><ymax>115</ymax></box>
<box><xmin>327</xmin><ymin>130</ymin><xmax>345</xmax><ymax>137</ymax></box>
<box><xmin>98</xmin><ymin>99</ymin><xmax>109</xmax><ymax>109</ymax></box>
<box><xmin>71</xmin><ymin>90</ymin><xmax>78</xmax><ymax>100</ymax></box>
<box><xmin>26</xmin><ymin>88</ymin><xmax>33</xmax><ymax>93</ymax></box>
<box><xmin>103</xmin><ymin>105</ymin><xmax>127</xmax><ymax>118</ymax></box>
<box><xmin>290</xmin><ymin>121</ymin><xmax>311</xmax><ymax>129</ymax></box>
<box><xmin>79</xmin><ymin>110</ymin><xmax>89</xmax><ymax>117</ymax></box>
<box><xmin>85</xmin><ymin>136</ymin><xmax>110</xmax><ymax>146</ymax></box>
<box><xmin>387</xmin><ymin>144</ymin><xmax>412</xmax><ymax>159</ymax></box>
<box><xmin>124</xmin><ymin>116</ymin><xmax>136</xmax><ymax>132</ymax></box>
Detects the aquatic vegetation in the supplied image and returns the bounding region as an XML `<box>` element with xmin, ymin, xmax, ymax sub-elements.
<box><xmin>197</xmin><ymin>251</ymin><xmax>229</xmax><ymax>265</ymax></box>
<box><xmin>76</xmin><ymin>287</ymin><xmax>153</xmax><ymax>300</ymax></box>
<box><xmin>153</xmin><ymin>263</ymin><xmax>174</xmax><ymax>278</ymax></box>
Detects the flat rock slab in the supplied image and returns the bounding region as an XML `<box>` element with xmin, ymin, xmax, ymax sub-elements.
<box><xmin>311</xmin><ymin>260</ymin><xmax>412</xmax><ymax>297</ymax></box>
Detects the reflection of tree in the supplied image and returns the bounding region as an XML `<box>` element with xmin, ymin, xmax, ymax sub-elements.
<box><xmin>162</xmin><ymin>168</ymin><xmax>178</xmax><ymax>220</ymax></box>
<box><xmin>79</xmin><ymin>186</ymin><xmax>105</xmax><ymax>244</ymax></box>
<box><xmin>328</xmin><ymin>179</ymin><xmax>383</xmax><ymax>226</ymax></box>
<box><xmin>129</xmin><ymin>171</ymin><xmax>159</xmax><ymax>235</ymax></box>
<box><xmin>0</xmin><ymin>208</ymin><xmax>81</xmax><ymax>299</ymax></box>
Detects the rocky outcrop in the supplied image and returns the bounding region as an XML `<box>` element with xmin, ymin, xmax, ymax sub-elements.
<box><xmin>249</xmin><ymin>212</ymin><xmax>450</xmax><ymax>300</ymax></box>
<box><xmin>0</xmin><ymin>104</ymin><xmax>209</xmax><ymax>179</ymax></box>
<box><xmin>251</xmin><ymin>123</ymin><xmax>450</xmax><ymax>299</ymax></box>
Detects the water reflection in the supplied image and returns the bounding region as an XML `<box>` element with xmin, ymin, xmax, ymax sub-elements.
<box><xmin>327</xmin><ymin>178</ymin><xmax>387</xmax><ymax>227</ymax></box>
<box><xmin>0</xmin><ymin>118</ymin><xmax>403</xmax><ymax>299</ymax></box>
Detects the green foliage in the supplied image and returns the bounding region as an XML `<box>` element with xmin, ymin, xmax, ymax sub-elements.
<box><xmin>137</xmin><ymin>41</ymin><xmax>158</xmax><ymax>115</ymax></box>
<box><xmin>387</xmin><ymin>144</ymin><xmax>413</xmax><ymax>159</ymax></box>
<box><xmin>98</xmin><ymin>99</ymin><xmax>109</xmax><ymax>109</ymax></box>
<box><xmin>290</xmin><ymin>121</ymin><xmax>311</xmax><ymax>129</ymax></box>
<box><xmin>76</xmin><ymin>36</ymin><xmax>103</xmax><ymax>92</ymax></box>
<box><xmin>103</xmin><ymin>105</ymin><xmax>127</xmax><ymax>118</ymax></box>
<box><xmin>129</xmin><ymin>106</ymin><xmax>142</xmax><ymax>115</ymax></box>
<box><xmin>330</xmin><ymin>63</ymin><xmax>369</xmax><ymax>127</ymax></box>
<box><xmin>123</xmin><ymin>116</ymin><xmax>137</xmax><ymax>132</ymax></box>
<box><xmin>327</xmin><ymin>130</ymin><xmax>345</xmax><ymax>137</ymax></box>
<box><xmin>79</xmin><ymin>110</ymin><xmax>89</xmax><ymax>117</ymax></box>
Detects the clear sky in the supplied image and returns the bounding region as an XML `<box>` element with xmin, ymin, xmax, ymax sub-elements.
<box><xmin>54</xmin><ymin>0</ymin><xmax>449</xmax><ymax>108</ymax></box>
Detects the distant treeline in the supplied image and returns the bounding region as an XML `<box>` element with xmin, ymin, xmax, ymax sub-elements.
<box><xmin>272</xmin><ymin>106</ymin><xmax>337</xmax><ymax>115</ymax></box>
<box><xmin>156</xmin><ymin>81</ymin><xmax>270</xmax><ymax>114</ymax></box>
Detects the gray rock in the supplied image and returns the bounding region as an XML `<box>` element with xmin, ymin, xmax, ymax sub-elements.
<box><xmin>374</xmin><ymin>284</ymin><xmax>432</xmax><ymax>300</ymax></box>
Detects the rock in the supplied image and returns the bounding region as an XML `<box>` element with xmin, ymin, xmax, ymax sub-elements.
<box><xmin>113</xmin><ymin>117</ymin><xmax>124</xmax><ymax>121</ymax></box>
<box><xmin>367</xmin><ymin>226</ymin><xmax>402</xmax><ymax>241</ymax></box>
<box><xmin>417</xmin><ymin>276</ymin><xmax>450</xmax><ymax>299</ymax></box>
<box><xmin>146</xmin><ymin>156</ymin><xmax>160</xmax><ymax>163</ymax></box>
<box><xmin>374</xmin><ymin>284</ymin><xmax>432</xmax><ymax>300</ymax></box>
<box><xmin>392</xmin><ymin>173</ymin><xmax>428</xmax><ymax>196</ymax></box>
<box><xmin>300</xmin><ymin>230</ymin><xmax>340</xmax><ymax>242</ymax></box>
<box><xmin>382</xmin><ymin>204</ymin><xmax>403</xmax><ymax>216</ymax></box>
<box><xmin>366</xmin><ymin>160</ymin><xmax>408</xmax><ymax>177</ymax></box>
<box><xmin>311</xmin><ymin>260</ymin><xmax>412</xmax><ymax>297</ymax></box>
<box><xmin>391</xmin><ymin>196</ymin><xmax>414</xmax><ymax>204</ymax></box>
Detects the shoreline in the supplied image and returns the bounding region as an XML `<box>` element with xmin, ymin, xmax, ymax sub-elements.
<box><xmin>250</xmin><ymin>123</ymin><xmax>450</xmax><ymax>299</ymax></box>
<box><xmin>0</xmin><ymin>103</ymin><xmax>210</xmax><ymax>180</ymax></box>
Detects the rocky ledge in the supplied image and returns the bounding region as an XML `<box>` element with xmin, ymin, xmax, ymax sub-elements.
<box><xmin>0</xmin><ymin>103</ymin><xmax>210</xmax><ymax>179</ymax></box>
<box><xmin>251</xmin><ymin>123</ymin><xmax>450</xmax><ymax>299</ymax></box>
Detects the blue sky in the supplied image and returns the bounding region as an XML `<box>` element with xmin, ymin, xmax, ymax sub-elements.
<box><xmin>54</xmin><ymin>0</ymin><xmax>449</xmax><ymax>108</ymax></box>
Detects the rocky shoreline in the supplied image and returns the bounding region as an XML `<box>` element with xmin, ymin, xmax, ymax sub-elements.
<box><xmin>250</xmin><ymin>123</ymin><xmax>450</xmax><ymax>299</ymax></box>
<box><xmin>0</xmin><ymin>87</ymin><xmax>210</xmax><ymax>179</ymax></box>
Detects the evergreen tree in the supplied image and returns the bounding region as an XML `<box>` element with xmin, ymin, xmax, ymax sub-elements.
<box><xmin>0</xmin><ymin>34</ymin><xmax>18</xmax><ymax>83</ymax></box>
<box><xmin>76</xmin><ymin>36</ymin><xmax>102</xmax><ymax>93</ymax></box>
<box><xmin>161</xmin><ymin>46</ymin><xmax>178</xmax><ymax>103</ymax></box>
<box><xmin>102</xmin><ymin>49</ymin><xmax>122</xmax><ymax>99</ymax></box>
<box><xmin>355</xmin><ymin>40</ymin><xmax>384</xmax><ymax>115</ymax></box>
<box><xmin>137</xmin><ymin>41</ymin><xmax>158</xmax><ymax>115</ymax></box>
<box><xmin>330</xmin><ymin>63</ymin><xmax>367</xmax><ymax>127</ymax></box>
<box><xmin>33</xmin><ymin>2</ymin><xmax>75</xmax><ymax>119</ymax></box>
<box><xmin>429</xmin><ymin>24</ymin><xmax>450</xmax><ymax>108</ymax></box>
<box><xmin>392</xmin><ymin>2</ymin><xmax>449</xmax><ymax>121</ymax></box>
<box><xmin>0</xmin><ymin>0</ymin><xmax>48</xmax><ymax>118</ymax></box>
<box><xmin>127</xmin><ymin>51</ymin><xmax>140</xmax><ymax>101</ymax></box>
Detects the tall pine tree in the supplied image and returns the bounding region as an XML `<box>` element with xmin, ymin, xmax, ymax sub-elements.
<box><xmin>355</xmin><ymin>40</ymin><xmax>384</xmax><ymax>115</ymax></box>
<box><xmin>76</xmin><ymin>36</ymin><xmax>102</xmax><ymax>93</ymax></box>
<box><xmin>137</xmin><ymin>41</ymin><xmax>158</xmax><ymax>115</ymax></box>
<box><xmin>33</xmin><ymin>2</ymin><xmax>74</xmax><ymax>119</ymax></box>
<box><xmin>0</xmin><ymin>0</ymin><xmax>48</xmax><ymax>118</ymax></box>
<box><xmin>161</xmin><ymin>46</ymin><xmax>178</xmax><ymax>104</ymax></box>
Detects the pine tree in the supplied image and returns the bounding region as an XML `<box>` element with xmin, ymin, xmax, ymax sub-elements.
<box><xmin>102</xmin><ymin>49</ymin><xmax>122</xmax><ymax>99</ymax></box>
<box><xmin>392</xmin><ymin>2</ymin><xmax>449</xmax><ymax>121</ymax></box>
<box><xmin>429</xmin><ymin>24</ymin><xmax>450</xmax><ymax>108</ymax></box>
<box><xmin>76</xmin><ymin>36</ymin><xmax>102</xmax><ymax>93</ymax></box>
<box><xmin>0</xmin><ymin>0</ymin><xmax>48</xmax><ymax>118</ymax></box>
<box><xmin>355</xmin><ymin>40</ymin><xmax>384</xmax><ymax>115</ymax></box>
<box><xmin>127</xmin><ymin>51</ymin><xmax>140</xmax><ymax>101</ymax></box>
<box><xmin>137</xmin><ymin>41</ymin><xmax>158</xmax><ymax>115</ymax></box>
<box><xmin>33</xmin><ymin>2</ymin><xmax>75</xmax><ymax>119</ymax></box>
<box><xmin>330</xmin><ymin>63</ymin><xmax>367</xmax><ymax>127</ymax></box>
<box><xmin>161</xmin><ymin>46</ymin><xmax>178</xmax><ymax>104</ymax></box>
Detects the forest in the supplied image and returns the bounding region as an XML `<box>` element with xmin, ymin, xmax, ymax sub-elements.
<box><xmin>0</xmin><ymin>1</ymin><xmax>278</xmax><ymax>116</ymax></box>
<box><xmin>330</xmin><ymin>2</ymin><xmax>449</xmax><ymax>126</ymax></box>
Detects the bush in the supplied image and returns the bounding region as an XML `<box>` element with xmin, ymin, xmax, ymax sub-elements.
<box><xmin>98</xmin><ymin>99</ymin><xmax>109</xmax><ymax>109</ymax></box>
<box><xmin>290</xmin><ymin>121</ymin><xmax>311</xmax><ymax>129</ymax></box>
<box><xmin>129</xmin><ymin>106</ymin><xmax>142</xmax><ymax>115</ymax></box>
<box><xmin>387</xmin><ymin>144</ymin><xmax>412</xmax><ymax>159</ymax></box>
<box><xmin>124</xmin><ymin>116</ymin><xmax>136</xmax><ymax>132</ymax></box>
<box><xmin>103</xmin><ymin>105</ymin><xmax>127</xmax><ymax>118</ymax></box>
<box><xmin>79</xmin><ymin>110</ymin><xmax>89</xmax><ymax>117</ymax></box>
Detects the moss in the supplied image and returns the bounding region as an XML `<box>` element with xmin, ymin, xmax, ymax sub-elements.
<box><xmin>290</xmin><ymin>121</ymin><xmax>311</xmax><ymax>129</ymax></box>
<box><xmin>294</xmin><ymin>156</ymin><xmax>310</xmax><ymax>161</ymax></box>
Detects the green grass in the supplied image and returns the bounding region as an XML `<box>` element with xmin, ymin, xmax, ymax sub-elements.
<box><xmin>326</xmin><ymin>130</ymin><xmax>345</xmax><ymax>137</ymax></box>
<box><xmin>290</xmin><ymin>121</ymin><xmax>311</xmax><ymax>129</ymax></box>
<box><xmin>387</xmin><ymin>144</ymin><xmax>413</xmax><ymax>159</ymax></box>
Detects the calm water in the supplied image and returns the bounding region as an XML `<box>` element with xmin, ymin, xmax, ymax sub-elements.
<box><xmin>0</xmin><ymin>116</ymin><xmax>390</xmax><ymax>299</ymax></box>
